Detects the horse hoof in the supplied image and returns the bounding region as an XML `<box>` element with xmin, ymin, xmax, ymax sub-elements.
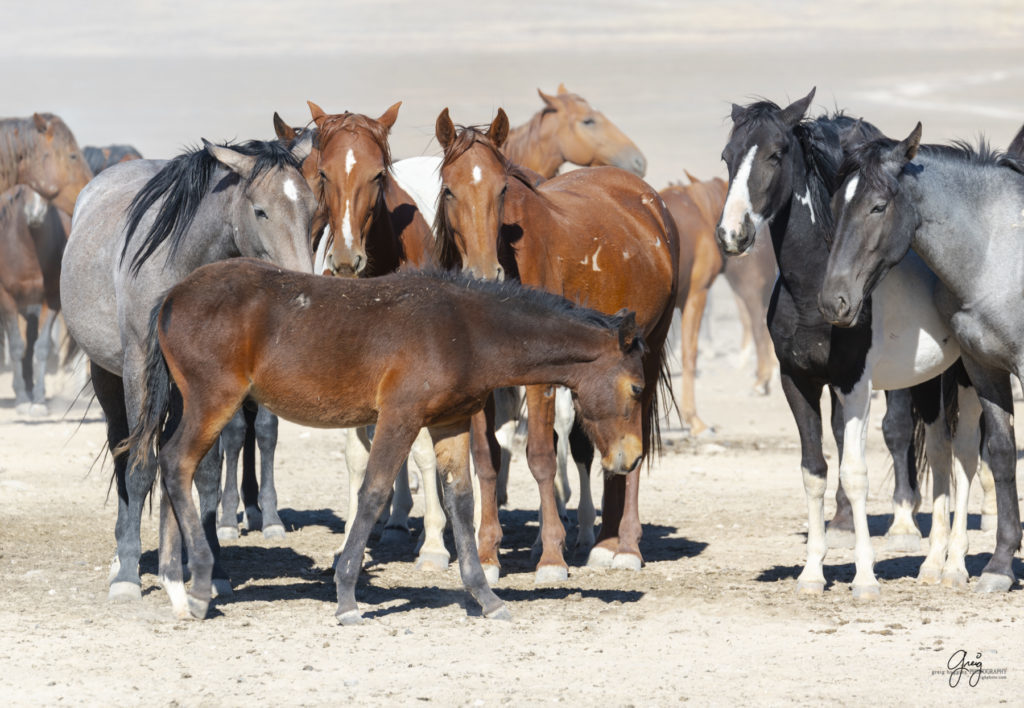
<box><xmin>381</xmin><ymin>527</ymin><xmax>411</xmax><ymax>543</ymax></box>
<box><xmin>413</xmin><ymin>552</ymin><xmax>450</xmax><ymax>572</ymax></box>
<box><xmin>980</xmin><ymin>514</ymin><xmax>998</xmax><ymax>532</ymax></box>
<box><xmin>795</xmin><ymin>580</ymin><xmax>825</xmax><ymax>595</ymax></box>
<box><xmin>852</xmin><ymin>584</ymin><xmax>881</xmax><ymax>601</ymax></box>
<box><xmin>108</xmin><ymin>581</ymin><xmax>142</xmax><ymax>602</ymax></box>
<box><xmin>482</xmin><ymin>564</ymin><xmax>501</xmax><ymax>585</ymax></box>
<box><xmin>485</xmin><ymin>604</ymin><xmax>512</xmax><ymax>621</ymax></box>
<box><xmin>14</xmin><ymin>402</ymin><xmax>32</xmax><ymax>416</ymax></box>
<box><xmin>825</xmin><ymin>527</ymin><xmax>856</xmax><ymax>550</ymax></box>
<box><xmin>217</xmin><ymin>526</ymin><xmax>240</xmax><ymax>541</ymax></box>
<box><xmin>211</xmin><ymin>578</ymin><xmax>233</xmax><ymax>598</ymax></box>
<box><xmin>29</xmin><ymin>403</ymin><xmax>48</xmax><ymax>417</ymax></box>
<box><xmin>262</xmin><ymin>524</ymin><xmax>286</xmax><ymax>541</ymax></box>
<box><xmin>534</xmin><ymin>565</ymin><xmax>569</xmax><ymax>584</ymax></box>
<box><xmin>941</xmin><ymin>571</ymin><xmax>969</xmax><ymax>590</ymax></box>
<box><xmin>974</xmin><ymin>572</ymin><xmax>1013</xmax><ymax>593</ymax></box>
<box><xmin>586</xmin><ymin>546</ymin><xmax>615</xmax><ymax>568</ymax></box>
<box><xmin>611</xmin><ymin>553</ymin><xmax>643</xmax><ymax>570</ymax></box>
<box><xmin>244</xmin><ymin>507</ymin><xmax>263</xmax><ymax>532</ymax></box>
<box><xmin>187</xmin><ymin>594</ymin><xmax>209</xmax><ymax>619</ymax></box>
<box><xmin>336</xmin><ymin>609</ymin><xmax>363</xmax><ymax>626</ymax></box>
<box><xmin>884</xmin><ymin>533</ymin><xmax>922</xmax><ymax>553</ymax></box>
<box><xmin>751</xmin><ymin>382</ymin><xmax>769</xmax><ymax>397</ymax></box>
<box><xmin>917</xmin><ymin>567</ymin><xmax>942</xmax><ymax>585</ymax></box>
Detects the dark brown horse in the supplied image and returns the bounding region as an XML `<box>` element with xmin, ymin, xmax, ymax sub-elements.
<box><xmin>434</xmin><ymin>108</ymin><xmax>679</xmax><ymax>580</ymax></box>
<box><xmin>124</xmin><ymin>259</ymin><xmax>647</xmax><ymax>623</ymax></box>
<box><xmin>83</xmin><ymin>144</ymin><xmax>143</xmax><ymax>175</ymax></box>
<box><xmin>0</xmin><ymin>113</ymin><xmax>93</xmax><ymax>215</ymax></box>
<box><xmin>660</xmin><ymin>172</ymin><xmax>776</xmax><ymax>435</ymax></box>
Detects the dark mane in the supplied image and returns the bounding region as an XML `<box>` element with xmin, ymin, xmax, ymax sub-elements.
<box><xmin>433</xmin><ymin>125</ymin><xmax>542</xmax><ymax>269</ymax></box>
<box><xmin>316</xmin><ymin>112</ymin><xmax>393</xmax><ymax>170</ymax></box>
<box><xmin>121</xmin><ymin>139</ymin><xmax>299</xmax><ymax>276</ymax></box>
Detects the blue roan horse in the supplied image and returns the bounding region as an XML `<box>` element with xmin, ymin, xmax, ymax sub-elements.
<box><xmin>821</xmin><ymin>124</ymin><xmax>1024</xmax><ymax>592</ymax></box>
<box><xmin>715</xmin><ymin>89</ymin><xmax>985</xmax><ymax>598</ymax></box>
<box><xmin>60</xmin><ymin>135</ymin><xmax>315</xmax><ymax>601</ymax></box>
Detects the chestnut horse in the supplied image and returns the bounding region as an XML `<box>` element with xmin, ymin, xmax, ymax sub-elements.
<box><xmin>660</xmin><ymin>173</ymin><xmax>776</xmax><ymax>435</ymax></box>
<box><xmin>0</xmin><ymin>113</ymin><xmax>93</xmax><ymax>215</ymax></box>
<box><xmin>434</xmin><ymin>108</ymin><xmax>679</xmax><ymax>581</ymax></box>
<box><xmin>124</xmin><ymin>259</ymin><xmax>648</xmax><ymax>622</ymax></box>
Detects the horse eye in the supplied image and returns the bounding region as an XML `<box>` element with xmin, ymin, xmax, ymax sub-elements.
<box><xmin>376</xmin><ymin>170</ymin><xmax>387</xmax><ymax>183</ymax></box>
<box><xmin>768</xmin><ymin>152</ymin><xmax>783</xmax><ymax>164</ymax></box>
<box><xmin>253</xmin><ymin>206</ymin><xmax>268</xmax><ymax>219</ymax></box>
<box><xmin>870</xmin><ymin>202</ymin><xmax>887</xmax><ymax>214</ymax></box>
<box><xmin>581</xmin><ymin>117</ymin><xmax>596</xmax><ymax>126</ymax></box>
<box><xmin>443</xmin><ymin>186</ymin><xmax>453</xmax><ymax>200</ymax></box>
<box><xmin>318</xmin><ymin>169</ymin><xmax>328</xmax><ymax>182</ymax></box>
<box><xmin>630</xmin><ymin>384</ymin><xmax>643</xmax><ymax>398</ymax></box>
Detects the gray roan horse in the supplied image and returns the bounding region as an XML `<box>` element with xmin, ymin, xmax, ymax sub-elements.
<box><xmin>60</xmin><ymin>135</ymin><xmax>315</xmax><ymax>601</ymax></box>
<box><xmin>820</xmin><ymin>124</ymin><xmax>1024</xmax><ymax>592</ymax></box>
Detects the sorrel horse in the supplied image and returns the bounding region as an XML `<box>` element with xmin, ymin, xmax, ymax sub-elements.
<box><xmin>434</xmin><ymin>108</ymin><xmax>679</xmax><ymax>581</ymax></box>
<box><xmin>124</xmin><ymin>259</ymin><xmax>648</xmax><ymax>622</ymax></box>
<box><xmin>0</xmin><ymin>113</ymin><xmax>93</xmax><ymax>215</ymax></box>
<box><xmin>659</xmin><ymin>173</ymin><xmax>776</xmax><ymax>435</ymax></box>
<box><xmin>83</xmin><ymin>144</ymin><xmax>143</xmax><ymax>174</ymax></box>
<box><xmin>820</xmin><ymin>126</ymin><xmax>1024</xmax><ymax>592</ymax></box>
<box><xmin>716</xmin><ymin>90</ymin><xmax>982</xmax><ymax>597</ymax></box>
<box><xmin>60</xmin><ymin>136</ymin><xmax>315</xmax><ymax>602</ymax></box>
<box><xmin>503</xmin><ymin>84</ymin><xmax>647</xmax><ymax>178</ymax></box>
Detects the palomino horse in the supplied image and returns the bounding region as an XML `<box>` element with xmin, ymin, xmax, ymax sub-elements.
<box><xmin>716</xmin><ymin>90</ymin><xmax>982</xmax><ymax>597</ymax></box>
<box><xmin>434</xmin><ymin>108</ymin><xmax>679</xmax><ymax>581</ymax></box>
<box><xmin>503</xmin><ymin>84</ymin><xmax>646</xmax><ymax>178</ymax></box>
<box><xmin>660</xmin><ymin>173</ymin><xmax>776</xmax><ymax>435</ymax></box>
<box><xmin>0</xmin><ymin>186</ymin><xmax>64</xmax><ymax>415</ymax></box>
<box><xmin>820</xmin><ymin>126</ymin><xmax>1024</xmax><ymax>593</ymax></box>
<box><xmin>0</xmin><ymin>113</ymin><xmax>93</xmax><ymax>215</ymax></box>
<box><xmin>61</xmin><ymin>136</ymin><xmax>315</xmax><ymax>601</ymax></box>
<box><xmin>83</xmin><ymin>144</ymin><xmax>143</xmax><ymax>174</ymax></box>
<box><xmin>124</xmin><ymin>260</ymin><xmax>648</xmax><ymax>622</ymax></box>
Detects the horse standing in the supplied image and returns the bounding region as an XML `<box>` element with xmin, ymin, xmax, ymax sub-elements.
<box><xmin>0</xmin><ymin>113</ymin><xmax>93</xmax><ymax>215</ymax></box>
<box><xmin>60</xmin><ymin>136</ymin><xmax>315</xmax><ymax>601</ymax></box>
<box><xmin>83</xmin><ymin>144</ymin><xmax>143</xmax><ymax>174</ymax></box>
<box><xmin>434</xmin><ymin>108</ymin><xmax>679</xmax><ymax>581</ymax></box>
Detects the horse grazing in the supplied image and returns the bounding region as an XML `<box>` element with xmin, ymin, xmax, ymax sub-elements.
<box><xmin>83</xmin><ymin>144</ymin><xmax>143</xmax><ymax>174</ymax></box>
<box><xmin>60</xmin><ymin>136</ymin><xmax>315</xmax><ymax>602</ymax></box>
<box><xmin>659</xmin><ymin>173</ymin><xmax>776</xmax><ymax>435</ymax></box>
<box><xmin>0</xmin><ymin>113</ymin><xmax>93</xmax><ymax>215</ymax></box>
<box><xmin>124</xmin><ymin>259</ymin><xmax>647</xmax><ymax>622</ymax></box>
<box><xmin>716</xmin><ymin>89</ymin><xmax>984</xmax><ymax>597</ymax></box>
<box><xmin>820</xmin><ymin>125</ymin><xmax>1024</xmax><ymax>592</ymax></box>
<box><xmin>503</xmin><ymin>83</ymin><xmax>646</xmax><ymax>178</ymax></box>
<box><xmin>434</xmin><ymin>108</ymin><xmax>679</xmax><ymax>580</ymax></box>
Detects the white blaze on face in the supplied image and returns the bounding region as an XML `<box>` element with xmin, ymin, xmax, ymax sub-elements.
<box><xmin>719</xmin><ymin>145</ymin><xmax>763</xmax><ymax>235</ymax></box>
<box><xmin>341</xmin><ymin>200</ymin><xmax>354</xmax><ymax>249</ymax></box>
<box><xmin>472</xmin><ymin>165</ymin><xmax>482</xmax><ymax>184</ymax></box>
<box><xmin>844</xmin><ymin>176</ymin><xmax>860</xmax><ymax>205</ymax></box>
<box><xmin>345</xmin><ymin>148</ymin><xmax>356</xmax><ymax>176</ymax></box>
<box><xmin>283</xmin><ymin>178</ymin><xmax>298</xmax><ymax>202</ymax></box>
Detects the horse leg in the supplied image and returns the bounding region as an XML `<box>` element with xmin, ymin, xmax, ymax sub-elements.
<box><xmin>779</xmin><ymin>373</ymin><xmax>829</xmax><ymax>594</ymax></box>
<box><xmin>470</xmin><ymin>400</ymin><xmax>503</xmax><ymax>584</ymax></box>
<box><xmin>334</xmin><ymin>416</ymin><xmax>421</xmax><ymax>625</ymax></box>
<box><xmin>433</xmin><ymin>424</ymin><xmax>508</xmax><ymax>620</ymax></box>
<box><xmin>411</xmin><ymin>427</ymin><xmax>449</xmax><ymax>571</ymax></box>
<box><xmin>959</xmin><ymin>357</ymin><xmax>1020</xmax><ymax>593</ymax></box>
<box><xmin>825</xmin><ymin>388</ymin><xmax>856</xmax><ymax>549</ymax></box>
<box><xmin>679</xmin><ymin>283</ymin><xmax>711</xmax><ymax>435</ymax></box>
<box><xmin>523</xmin><ymin>385</ymin><xmax>569</xmax><ymax>583</ymax></box>
<box><xmin>492</xmin><ymin>387</ymin><xmax>520</xmax><ymax>508</ymax></box>
<box><xmin>382</xmin><ymin>460</ymin><xmax>414</xmax><ymax>539</ymax></box>
<box><xmin>254</xmin><ymin>407</ymin><xmax>285</xmax><ymax>539</ymax></box>
<box><xmin>0</xmin><ymin>293</ymin><xmax>31</xmax><ymax>414</ymax></box>
<box><xmin>532</xmin><ymin>387</ymin><xmax>573</xmax><ymax>557</ymax></box>
<box><xmin>217</xmin><ymin>408</ymin><xmax>245</xmax><ymax>540</ymax></box>
<box><xmin>916</xmin><ymin>374</ymin><xmax>954</xmax><ymax>584</ymax></box>
<box><xmin>570</xmin><ymin>420</ymin><xmax>596</xmax><ymax>556</ymax></box>
<box><xmin>882</xmin><ymin>387</ymin><xmax>924</xmax><ymax>552</ymax></box>
<box><xmin>977</xmin><ymin>453</ymin><xmax>998</xmax><ymax>532</ymax></box>
<box><xmin>28</xmin><ymin>303</ymin><xmax>56</xmax><ymax>416</ymax></box>
<box><xmin>240</xmin><ymin>405</ymin><xmax>261</xmax><ymax>531</ymax></box>
<box><xmin>343</xmin><ymin>426</ymin><xmax>372</xmax><ymax>550</ymax></box>
<box><xmin>941</xmin><ymin>382</ymin><xmax>982</xmax><ymax>589</ymax></box>
<box><xmin>157</xmin><ymin>485</ymin><xmax>188</xmax><ymax>615</ymax></box>
<box><xmin>191</xmin><ymin>442</ymin><xmax>231</xmax><ymax>598</ymax></box>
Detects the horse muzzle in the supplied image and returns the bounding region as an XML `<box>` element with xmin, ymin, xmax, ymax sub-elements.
<box><xmin>715</xmin><ymin>213</ymin><xmax>757</xmax><ymax>255</ymax></box>
<box><xmin>818</xmin><ymin>289</ymin><xmax>860</xmax><ymax>328</ymax></box>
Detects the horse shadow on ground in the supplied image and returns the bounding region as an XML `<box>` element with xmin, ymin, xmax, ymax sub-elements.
<box><xmin>755</xmin><ymin>555</ymin><xmax>1024</xmax><ymax>590</ymax></box>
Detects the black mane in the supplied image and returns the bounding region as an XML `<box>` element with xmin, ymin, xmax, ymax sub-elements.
<box><xmin>120</xmin><ymin>139</ymin><xmax>299</xmax><ymax>276</ymax></box>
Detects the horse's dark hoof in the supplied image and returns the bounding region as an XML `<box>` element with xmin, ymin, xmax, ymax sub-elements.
<box><xmin>244</xmin><ymin>506</ymin><xmax>262</xmax><ymax>532</ymax></box>
<box><xmin>217</xmin><ymin>525</ymin><xmax>240</xmax><ymax>541</ymax></box>
<box><xmin>187</xmin><ymin>594</ymin><xmax>209</xmax><ymax>619</ymax></box>
<box><xmin>262</xmin><ymin>524</ymin><xmax>286</xmax><ymax>541</ymax></box>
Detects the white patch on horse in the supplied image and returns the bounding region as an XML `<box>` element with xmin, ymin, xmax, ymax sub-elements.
<box><xmin>472</xmin><ymin>165</ymin><xmax>482</xmax><ymax>184</ymax></box>
<box><xmin>283</xmin><ymin>178</ymin><xmax>299</xmax><ymax>202</ymax></box>
<box><xmin>345</xmin><ymin>148</ymin><xmax>356</xmax><ymax>176</ymax></box>
<box><xmin>844</xmin><ymin>176</ymin><xmax>859</xmax><ymax>205</ymax></box>
<box><xmin>580</xmin><ymin>254</ymin><xmax>589</xmax><ymax>266</ymax></box>
<box><xmin>341</xmin><ymin>200</ymin><xmax>354</xmax><ymax>249</ymax></box>
<box><xmin>719</xmin><ymin>145</ymin><xmax>761</xmax><ymax>235</ymax></box>
<box><xmin>795</xmin><ymin>186</ymin><xmax>815</xmax><ymax>224</ymax></box>
<box><xmin>592</xmin><ymin>245</ymin><xmax>602</xmax><ymax>272</ymax></box>
<box><xmin>293</xmin><ymin>293</ymin><xmax>311</xmax><ymax>309</ymax></box>
<box><xmin>314</xmin><ymin>225</ymin><xmax>333</xmax><ymax>275</ymax></box>
<box><xmin>623</xmin><ymin>250</ymin><xmax>631</xmax><ymax>260</ymax></box>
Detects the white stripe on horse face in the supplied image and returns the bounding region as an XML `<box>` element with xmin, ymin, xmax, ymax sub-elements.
<box><xmin>345</xmin><ymin>148</ymin><xmax>356</xmax><ymax>176</ymax></box>
<box><xmin>719</xmin><ymin>145</ymin><xmax>762</xmax><ymax>233</ymax></box>
<box><xmin>844</xmin><ymin>175</ymin><xmax>860</xmax><ymax>205</ymax></box>
<box><xmin>472</xmin><ymin>165</ymin><xmax>482</xmax><ymax>184</ymax></box>
<box><xmin>341</xmin><ymin>200</ymin><xmax>354</xmax><ymax>249</ymax></box>
<box><xmin>283</xmin><ymin>178</ymin><xmax>298</xmax><ymax>202</ymax></box>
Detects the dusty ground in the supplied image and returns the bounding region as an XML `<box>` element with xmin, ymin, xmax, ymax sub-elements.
<box><xmin>2</xmin><ymin>1</ymin><xmax>1024</xmax><ymax>705</ymax></box>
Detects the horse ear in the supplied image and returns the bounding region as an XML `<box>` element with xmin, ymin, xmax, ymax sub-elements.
<box><xmin>893</xmin><ymin>122</ymin><xmax>923</xmax><ymax>163</ymax></box>
<box><xmin>289</xmin><ymin>129</ymin><xmax>315</xmax><ymax>163</ymax></box>
<box><xmin>779</xmin><ymin>87</ymin><xmax>816</xmax><ymax>128</ymax></box>
<box><xmin>378</xmin><ymin>101</ymin><xmax>401</xmax><ymax>132</ymax></box>
<box><xmin>557</xmin><ymin>83</ymin><xmax>569</xmax><ymax>95</ymax></box>
<box><xmin>435</xmin><ymin>108</ymin><xmax>456</xmax><ymax>150</ymax></box>
<box><xmin>538</xmin><ymin>88</ymin><xmax>559</xmax><ymax>110</ymax></box>
<box><xmin>273</xmin><ymin>112</ymin><xmax>295</xmax><ymax>141</ymax></box>
<box><xmin>489</xmin><ymin>108</ymin><xmax>510</xmax><ymax>148</ymax></box>
<box><xmin>307</xmin><ymin>100</ymin><xmax>328</xmax><ymax>128</ymax></box>
<box><xmin>683</xmin><ymin>169</ymin><xmax>700</xmax><ymax>184</ymax></box>
<box><xmin>32</xmin><ymin>113</ymin><xmax>50</xmax><ymax>134</ymax></box>
<box><xmin>730</xmin><ymin>103</ymin><xmax>745</xmax><ymax>123</ymax></box>
<box><xmin>203</xmin><ymin>139</ymin><xmax>256</xmax><ymax>179</ymax></box>
<box><xmin>616</xmin><ymin>309</ymin><xmax>639</xmax><ymax>352</ymax></box>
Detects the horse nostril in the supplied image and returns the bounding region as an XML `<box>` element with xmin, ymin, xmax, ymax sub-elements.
<box><xmin>352</xmin><ymin>254</ymin><xmax>365</xmax><ymax>273</ymax></box>
<box><xmin>495</xmin><ymin>266</ymin><xmax>504</xmax><ymax>281</ymax></box>
<box><xmin>715</xmin><ymin>225</ymin><xmax>727</xmax><ymax>244</ymax></box>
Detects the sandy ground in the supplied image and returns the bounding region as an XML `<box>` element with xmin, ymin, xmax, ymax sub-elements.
<box><xmin>2</xmin><ymin>1</ymin><xmax>1024</xmax><ymax>705</ymax></box>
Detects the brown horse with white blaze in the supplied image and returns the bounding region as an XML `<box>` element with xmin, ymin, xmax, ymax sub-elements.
<box><xmin>434</xmin><ymin>108</ymin><xmax>679</xmax><ymax>580</ymax></box>
<box><xmin>124</xmin><ymin>259</ymin><xmax>647</xmax><ymax>623</ymax></box>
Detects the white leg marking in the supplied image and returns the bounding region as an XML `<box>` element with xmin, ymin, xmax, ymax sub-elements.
<box><xmin>343</xmin><ymin>427</ymin><xmax>372</xmax><ymax>555</ymax></box>
<box><xmin>345</xmin><ymin>148</ymin><xmax>356</xmax><ymax>176</ymax></box>
<box><xmin>797</xmin><ymin>463</ymin><xmax>828</xmax><ymax>592</ymax></box>
<box><xmin>162</xmin><ymin>576</ymin><xmax>189</xmax><ymax>618</ymax></box>
<box><xmin>836</xmin><ymin>382</ymin><xmax>879</xmax><ymax>598</ymax></box>
<box><xmin>412</xmin><ymin>428</ymin><xmax>448</xmax><ymax>569</ymax></box>
<box><xmin>844</xmin><ymin>175</ymin><xmax>859</xmax><ymax>205</ymax></box>
<box><xmin>283</xmin><ymin>178</ymin><xmax>298</xmax><ymax>202</ymax></box>
<box><xmin>942</xmin><ymin>385</ymin><xmax>981</xmax><ymax>587</ymax></box>
<box><xmin>314</xmin><ymin>226</ymin><xmax>332</xmax><ymax>274</ymax></box>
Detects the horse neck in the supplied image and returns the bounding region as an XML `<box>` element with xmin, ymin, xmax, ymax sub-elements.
<box><xmin>500</xmin><ymin>181</ymin><xmax>557</xmax><ymax>286</ymax></box>
<box><xmin>0</xmin><ymin>120</ymin><xmax>32</xmax><ymax>191</ymax></box>
<box><xmin>163</xmin><ymin>182</ymin><xmax>242</xmax><ymax>277</ymax></box>
<box><xmin>503</xmin><ymin>113</ymin><xmax>563</xmax><ymax>178</ymax></box>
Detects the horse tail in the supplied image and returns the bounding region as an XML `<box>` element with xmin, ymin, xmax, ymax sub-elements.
<box><xmin>115</xmin><ymin>300</ymin><xmax>173</xmax><ymax>475</ymax></box>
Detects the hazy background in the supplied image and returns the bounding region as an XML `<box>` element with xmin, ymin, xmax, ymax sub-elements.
<box><xmin>3</xmin><ymin>0</ymin><xmax>1023</xmax><ymax>190</ymax></box>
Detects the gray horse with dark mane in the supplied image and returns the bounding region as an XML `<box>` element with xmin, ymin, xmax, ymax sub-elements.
<box><xmin>60</xmin><ymin>134</ymin><xmax>315</xmax><ymax>601</ymax></box>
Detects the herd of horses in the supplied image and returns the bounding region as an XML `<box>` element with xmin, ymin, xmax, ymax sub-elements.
<box><xmin>2</xmin><ymin>83</ymin><xmax>1023</xmax><ymax>623</ymax></box>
